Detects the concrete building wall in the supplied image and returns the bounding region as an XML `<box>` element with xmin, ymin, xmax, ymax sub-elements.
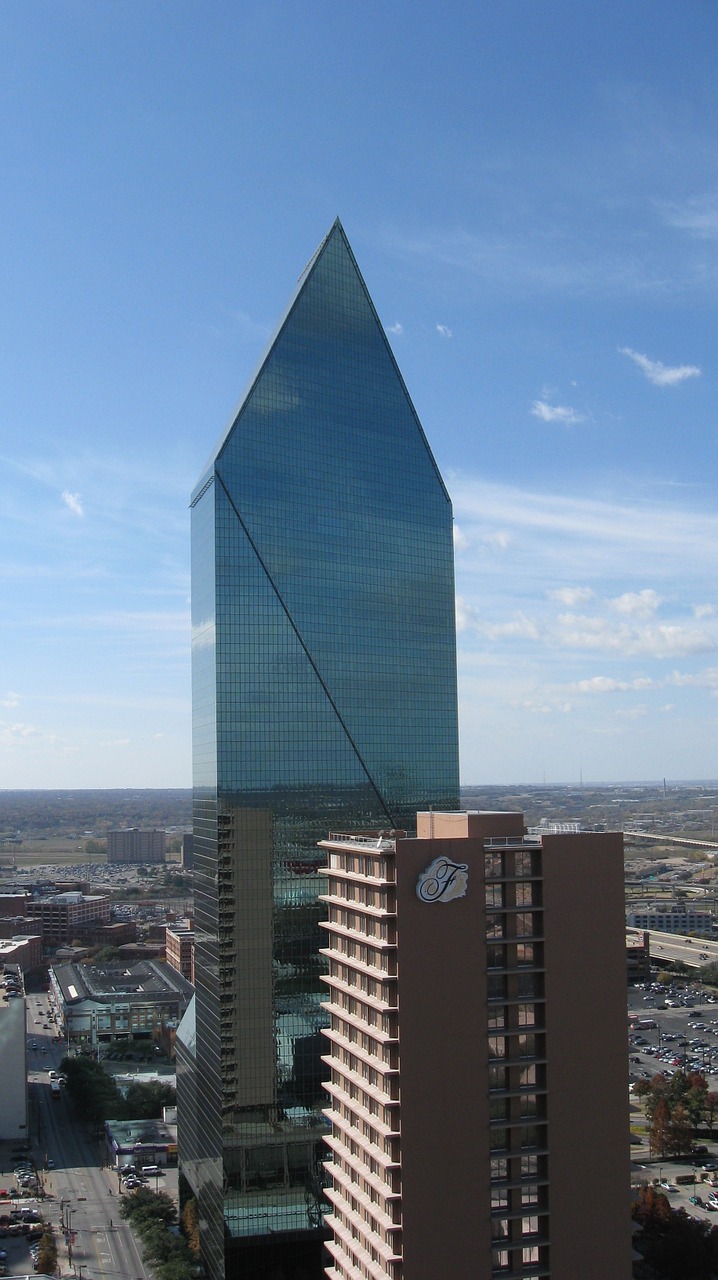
<box><xmin>541</xmin><ymin>831</ymin><xmax>630</xmax><ymax>1280</ymax></box>
<box><xmin>166</xmin><ymin>926</ymin><xmax>195</xmax><ymax>984</ymax></box>
<box><xmin>321</xmin><ymin>812</ymin><xmax>630</xmax><ymax>1280</ymax></box>
<box><xmin>0</xmin><ymin>934</ymin><xmax>43</xmax><ymax>972</ymax></box>
<box><xmin>0</xmin><ymin>994</ymin><xmax>27</xmax><ymax>1139</ymax></box>
<box><xmin>0</xmin><ymin>894</ymin><xmax>30</xmax><ymax>917</ymax></box>
<box><xmin>395</xmin><ymin>831</ymin><xmax>492</xmax><ymax>1280</ymax></box>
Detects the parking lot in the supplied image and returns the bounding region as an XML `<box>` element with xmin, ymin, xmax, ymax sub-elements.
<box><xmin>0</xmin><ymin>1192</ymin><xmax>49</xmax><ymax>1276</ymax></box>
<box><xmin>629</xmin><ymin>978</ymin><xmax>718</xmax><ymax>1222</ymax></box>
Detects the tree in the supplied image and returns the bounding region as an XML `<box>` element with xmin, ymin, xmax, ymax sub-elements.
<box><xmin>34</xmin><ymin>1226</ymin><xmax>57</xmax><ymax>1276</ymax></box>
<box><xmin>181</xmin><ymin>1197</ymin><xmax>201</xmax><ymax>1259</ymax></box>
<box><xmin>632</xmin><ymin>1183</ymin><xmax>672</xmax><ymax>1228</ymax></box>
<box><xmin>89</xmin><ymin>946</ymin><xmax>122</xmax><ymax>965</ymax></box>
<box><xmin>650</xmin><ymin>1097</ymin><xmax>671</xmax><ymax>1157</ymax></box>
<box><xmin>119</xmin><ymin>1186</ymin><xmax>177</xmax><ymax>1227</ymax></box>
<box><xmin>705</xmin><ymin>1091</ymin><xmax>718</xmax><ymax>1135</ymax></box>
<box><xmin>124</xmin><ymin>1080</ymin><xmax>177</xmax><ymax>1119</ymax></box>
<box><xmin>61</xmin><ymin>1055</ymin><xmax>123</xmax><ymax>1125</ymax></box>
<box><xmin>667</xmin><ymin>1103</ymin><xmax>693</xmax><ymax>1158</ymax></box>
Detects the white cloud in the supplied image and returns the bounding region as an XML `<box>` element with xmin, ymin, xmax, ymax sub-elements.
<box><xmin>612</xmin><ymin>706</ymin><xmax>648</xmax><ymax>720</ymax></box>
<box><xmin>518</xmin><ymin>698</ymin><xmax>573</xmax><ymax>715</ymax></box>
<box><xmin>547</xmin><ymin>587</ymin><xmax>594</xmax><ymax>607</ymax></box>
<box><xmin>573</xmin><ymin>675</ymin><xmax>655</xmax><ymax>694</ymax></box>
<box><xmin>0</xmin><ymin>721</ymin><xmax>41</xmax><ymax>746</ymax></box>
<box><xmin>530</xmin><ymin>400</ymin><xmax>583</xmax><ymax>425</ymax></box>
<box><xmin>386</xmin><ymin>322</ymin><xmax>403</xmax><ymax>335</ymax></box>
<box><xmin>609</xmin><ymin>589</ymin><xmax>662</xmax><ymax>618</ymax></box>
<box><xmin>61</xmin><ymin>490</ymin><xmax>84</xmax><ymax>516</ymax></box>
<box><xmin>457</xmin><ymin>596</ymin><xmax>539</xmax><ymax>641</ymax></box>
<box><xmin>693</xmin><ymin>603</ymin><xmax>716</xmax><ymax>619</ymax></box>
<box><xmin>0</xmin><ymin>691</ymin><xmax>20</xmax><ymax>708</ymax></box>
<box><xmin>668</xmin><ymin>667</ymin><xmax>718</xmax><ymax>694</ymax></box>
<box><xmin>555</xmin><ymin>613</ymin><xmax>713</xmax><ymax>659</ymax></box>
<box><xmin>436</xmin><ymin>324</ymin><xmax>452</xmax><ymax>338</ymax></box>
<box><xmin>483</xmin><ymin>530</ymin><xmax>511</xmax><ymax>550</ymax></box>
<box><xmin>453</xmin><ymin>524</ymin><xmax>469</xmax><ymax>552</ymax></box>
<box><xmin>619</xmin><ymin>346</ymin><xmax>701</xmax><ymax>387</ymax></box>
<box><xmin>662</xmin><ymin>193</ymin><xmax>718</xmax><ymax>241</ymax></box>
<box><xmin>449</xmin><ymin>476</ymin><xmax>718</xmax><ymax>575</ymax></box>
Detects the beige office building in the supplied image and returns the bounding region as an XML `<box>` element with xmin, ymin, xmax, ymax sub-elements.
<box><xmin>318</xmin><ymin>811</ymin><xmax>630</xmax><ymax>1280</ymax></box>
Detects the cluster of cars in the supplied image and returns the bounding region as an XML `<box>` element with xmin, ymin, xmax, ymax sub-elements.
<box><xmin>13</xmin><ymin>1161</ymin><xmax>38</xmax><ymax>1196</ymax></box>
<box><xmin>0</xmin><ymin>1208</ymin><xmax>42</xmax><ymax>1237</ymax></box>
<box><xmin>630</xmin><ymin>1022</ymin><xmax>718</xmax><ymax>1078</ymax></box>
<box><xmin>0</xmin><ymin>1211</ymin><xmax>44</xmax><ymax>1274</ymax></box>
<box><xmin>120</xmin><ymin>1164</ymin><xmax>163</xmax><ymax>1190</ymax></box>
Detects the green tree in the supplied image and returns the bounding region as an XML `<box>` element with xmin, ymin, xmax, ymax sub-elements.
<box><xmin>124</xmin><ymin>1080</ymin><xmax>177</xmax><ymax>1119</ymax></box>
<box><xmin>89</xmin><ymin>946</ymin><xmax>122</xmax><ymax>965</ymax></box>
<box><xmin>119</xmin><ymin>1185</ymin><xmax>176</xmax><ymax>1227</ymax></box>
<box><xmin>61</xmin><ymin>1054</ymin><xmax>124</xmax><ymax>1123</ymax></box>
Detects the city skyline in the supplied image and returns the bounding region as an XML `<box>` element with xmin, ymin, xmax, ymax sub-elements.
<box><xmin>2</xmin><ymin>3</ymin><xmax>718</xmax><ymax>788</ymax></box>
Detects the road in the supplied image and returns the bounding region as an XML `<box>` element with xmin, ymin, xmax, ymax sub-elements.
<box><xmin>26</xmin><ymin>990</ymin><xmax>148</xmax><ymax>1280</ymax></box>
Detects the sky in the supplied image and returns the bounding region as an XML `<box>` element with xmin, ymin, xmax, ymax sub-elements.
<box><xmin>1</xmin><ymin>1</ymin><xmax>718</xmax><ymax>789</ymax></box>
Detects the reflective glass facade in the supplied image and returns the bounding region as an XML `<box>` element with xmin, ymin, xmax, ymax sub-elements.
<box><xmin>185</xmin><ymin>220</ymin><xmax>459</xmax><ymax>1280</ymax></box>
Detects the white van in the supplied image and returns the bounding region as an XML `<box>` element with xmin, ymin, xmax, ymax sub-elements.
<box><xmin>141</xmin><ymin>1165</ymin><xmax>161</xmax><ymax>1176</ymax></box>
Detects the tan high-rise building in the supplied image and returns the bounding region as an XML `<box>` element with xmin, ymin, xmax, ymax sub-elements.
<box><xmin>318</xmin><ymin>811</ymin><xmax>630</xmax><ymax>1280</ymax></box>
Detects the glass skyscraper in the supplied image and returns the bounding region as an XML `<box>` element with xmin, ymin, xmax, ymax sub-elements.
<box><xmin>179</xmin><ymin>220</ymin><xmax>459</xmax><ymax>1280</ymax></box>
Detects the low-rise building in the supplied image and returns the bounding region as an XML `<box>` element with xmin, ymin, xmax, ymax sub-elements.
<box><xmin>0</xmin><ymin>935</ymin><xmax>43</xmax><ymax>973</ymax></box>
<box><xmin>627</xmin><ymin>930</ymin><xmax>652</xmax><ymax>983</ymax></box>
<box><xmin>165</xmin><ymin>924</ymin><xmax>194</xmax><ymax>985</ymax></box>
<box><xmin>627</xmin><ymin>907</ymin><xmax>714</xmax><ymax>933</ymax></box>
<box><xmin>49</xmin><ymin>958</ymin><xmax>193</xmax><ymax>1053</ymax></box>
<box><xmin>105</xmin><ymin>1116</ymin><xmax>178</xmax><ymax>1170</ymax></box>
<box><xmin>0</xmin><ymin>893</ymin><xmax>30</xmax><ymax>916</ymax></box>
<box><xmin>26</xmin><ymin>892</ymin><xmax>110</xmax><ymax>946</ymax></box>
<box><xmin>107</xmin><ymin>829</ymin><xmax>166</xmax><ymax>864</ymax></box>
<box><xmin>72</xmin><ymin>921</ymin><xmax>137</xmax><ymax>948</ymax></box>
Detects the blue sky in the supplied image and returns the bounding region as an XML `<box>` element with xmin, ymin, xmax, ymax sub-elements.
<box><xmin>2</xmin><ymin>1</ymin><xmax>718</xmax><ymax>788</ymax></box>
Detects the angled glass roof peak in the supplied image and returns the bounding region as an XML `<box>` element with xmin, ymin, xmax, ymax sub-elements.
<box><xmin>191</xmin><ymin>218</ymin><xmax>449</xmax><ymax>505</ymax></box>
<box><xmin>192</xmin><ymin>219</ymin><xmax>342</xmax><ymax>503</ymax></box>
